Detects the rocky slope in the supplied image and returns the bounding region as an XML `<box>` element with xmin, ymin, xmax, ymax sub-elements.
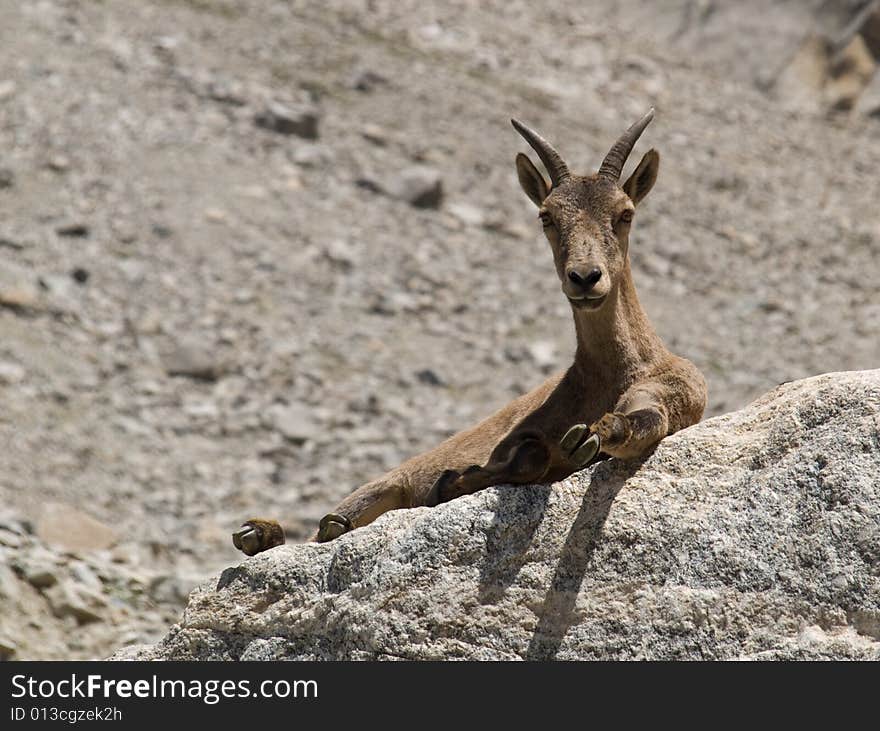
<box><xmin>2</xmin><ymin>1</ymin><xmax>879</xmax><ymax>659</ymax></box>
<box><xmin>114</xmin><ymin>370</ymin><xmax>880</xmax><ymax>661</ymax></box>
<box><xmin>0</xmin><ymin>505</ymin><xmax>193</xmax><ymax>661</ymax></box>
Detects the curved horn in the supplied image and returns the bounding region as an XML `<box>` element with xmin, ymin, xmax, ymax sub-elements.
<box><xmin>510</xmin><ymin>118</ymin><xmax>570</xmax><ymax>187</ymax></box>
<box><xmin>598</xmin><ymin>107</ymin><xmax>655</xmax><ymax>181</ymax></box>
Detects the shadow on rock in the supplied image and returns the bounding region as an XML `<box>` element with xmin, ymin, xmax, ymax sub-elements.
<box><xmin>524</xmin><ymin>458</ymin><xmax>644</xmax><ymax>660</ymax></box>
<box><xmin>477</xmin><ymin>483</ymin><xmax>552</xmax><ymax>605</ymax></box>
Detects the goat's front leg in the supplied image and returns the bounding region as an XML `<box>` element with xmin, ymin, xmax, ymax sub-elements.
<box><xmin>559</xmin><ymin>424</ymin><xmax>602</xmax><ymax>468</ymax></box>
<box><xmin>437</xmin><ymin>434</ymin><xmax>551</xmax><ymax>503</ymax></box>
<box><xmin>232</xmin><ymin>518</ymin><xmax>286</xmax><ymax>556</ymax></box>
<box><xmin>232</xmin><ymin>477</ymin><xmax>411</xmax><ymax>554</ymax></box>
<box><xmin>310</xmin><ymin>477</ymin><xmax>412</xmax><ymax>542</ymax></box>
<box><xmin>588</xmin><ymin>408</ymin><xmax>667</xmax><ymax>459</ymax></box>
<box><xmin>561</xmin><ymin>386</ymin><xmax>670</xmax><ymax>463</ymax></box>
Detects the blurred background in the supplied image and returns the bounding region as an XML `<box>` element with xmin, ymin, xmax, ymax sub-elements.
<box><xmin>0</xmin><ymin>0</ymin><xmax>878</xmax><ymax>659</ymax></box>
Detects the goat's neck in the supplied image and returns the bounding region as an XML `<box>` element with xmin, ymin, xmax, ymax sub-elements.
<box><xmin>572</xmin><ymin>259</ymin><xmax>665</xmax><ymax>382</ymax></box>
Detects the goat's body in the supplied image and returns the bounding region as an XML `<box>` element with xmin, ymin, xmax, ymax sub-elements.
<box><xmin>232</xmin><ymin>110</ymin><xmax>709</xmax><ymax>556</ymax></box>
<box><xmin>321</xmin><ymin>268</ymin><xmax>706</xmax><ymax>536</ymax></box>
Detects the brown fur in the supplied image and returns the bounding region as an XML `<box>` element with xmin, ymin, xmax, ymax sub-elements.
<box><xmin>234</xmin><ymin>112</ymin><xmax>707</xmax><ymax>553</ymax></box>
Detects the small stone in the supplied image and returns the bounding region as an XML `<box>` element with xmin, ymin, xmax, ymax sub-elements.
<box><xmin>0</xmin><ymin>80</ymin><xmax>16</xmax><ymax>101</ymax></box>
<box><xmin>71</xmin><ymin>267</ymin><xmax>90</xmax><ymax>284</ymax></box>
<box><xmin>254</xmin><ymin>101</ymin><xmax>320</xmax><ymax>139</ymax></box>
<box><xmin>710</xmin><ymin>174</ymin><xmax>745</xmax><ymax>193</ymax></box>
<box><xmin>46</xmin><ymin>155</ymin><xmax>70</xmax><ymax>172</ymax></box>
<box><xmin>36</xmin><ymin>502</ymin><xmax>119</xmax><ymax>552</ymax></box>
<box><xmin>484</xmin><ymin>217</ymin><xmax>530</xmax><ymax>240</ymax></box>
<box><xmin>183</xmin><ymin>398</ymin><xmax>220</xmax><ymax>419</ymax></box>
<box><xmin>528</xmin><ymin>340</ymin><xmax>558</xmax><ymax>371</ymax></box>
<box><xmin>322</xmin><ymin>239</ymin><xmax>355</xmax><ymax>268</ymax></box>
<box><xmin>37</xmin><ymin>274</ymin><xmax>78</xmax><ymax>313</ymax></box>
<box><xmin>45</xmin><ymin>581</ymin><xmax>106</xmax><ymax>624</ymax></box>
<box><xmin>415</xmin><ymin>368</ymin><xmax>445</xmax><ymax>387</ymax></box>
<box><xmin>0</xmin><ymin>237</ymin><xmax>26</xmax><ymax>250</ymax></box>
<box><xmin>153</xmin><ymin>35</ymin><xmax>179</xmax><ymax>52</ymax></box>
<box><xmin>0</xmin><ymin>633</ymin><xmax>17</xmax><ymax>660</ymax></box>
<box><xmin>237</xmin><ymin>184</ymin><xmax>267</xmax><ymax>199</ymax></box>
<box><xmin>503</xmin><ymin>345</ymin><xmax>529</xmax><ymax>364</ymax></box>
<box><xmin>206</xmin><ymin>79</ymin><xmax>246</xmax><ymax>106</ymax></box>
<box><xmin>292</xmin><ymin>143</ymin><xmax>333</xmax><ymax>168</ymax></box>
<box><xmin>0</xmin><ymin>283</ymin><xmax>41</xmax><ymax>312</ymax></box>
<box><xmin>0</xmin><ymin>565</ymin><xmax>22</xmax><ymax>603</ymax></box>
<box><xmin>825</xmin><ymin>34</ymin><xmax>876</xmax><ymax>112</ymax></box>
<box><xmin>204</xmin><ymin>208</ymin><xmax>227</xmax><ymax>223</ymax></box>
<box><xmin>151</xmin><ymin>223</ymin><xmax>173</xmax><ymax>239</ymax></box>
<box><xmin>448</xmin><ymin>202</ymin><xmax>485</xmax><ymax>227</ymax></box>
<box><xmin>163</xmin><ymin>338</ymin><xmax>224</xmax><ymax>381</ymax></box>
<box><xmin>232</xmin><ymin>289</ymin><xmax>254</xmax><ymax>304</ymax></box>
<box><xmin>0</xmin><ymin>168</ymin><xmax>13</xmax><ymax>189</ymax></box>
<box><xmin>0</xmin><ymin>512</ymin><xmax>32</xmax><ymax>536</ymax></box>
<box><xmin>0</xmin><ymin>361</ymin><xmax>26</xmax><ymax>385</ymax></box>
<box><xmin>351</xmin><ymin>68</ymin><xmax>388</xmax><ymax>92</ymax></box>
<box><xmin>0</xmin><ymin>528</ymin><xmax>24</xmax><ymax>548</ymax></box>
<box><xmin>355</xmin><ymin>176</ymin><xmax>384</xmax><ymax>194</ymax></box>
<box><xmin>56</xmin><ymin>222</ymin><xmax>90</xmax><ymax>238</ymax></box>
<box><xmin>149</xmin><ymin>574</ymin><xmax>194</xmax><ymax>605</ymax></box>
<box><xmin>855</xmin><ymin>69</ymin><xmax>880</xmax><ymax>118</ymax></box>
<box><xmin>266</xmin><ymin>402</ymin><xmax>318</xmax><ymax>444</ymax></box>
<box><xmin>137</xmin><ymin>310</ymin><xmax>163</xmax><ymax>335</ymax></box>
<box><xmin>25</xmin><ymin>565</ymin><xmax>59</xmax><ymax>590</ymax></box>
<box><xmin>69</xmin><ymin>561</ymin><xmax>103</xmax><ymax>591</ymax></box>
<box><xmin>388</xmin><ymin>166</ymin><xmax>444</xmax><ymax>209</ymax></box>
<box><xmin>360</xmin><ymin>124</ymin><xmax>388</xmax><ymax>146</ymax></box>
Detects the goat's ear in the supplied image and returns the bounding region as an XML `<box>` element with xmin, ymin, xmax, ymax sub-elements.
<box><xmin>622</xmin><ymin>149</ymin><xmax>659</xmax><ymax>206</ymax></box>
<box><xmin>516</xmin><ymin>153</ymin><xmax>549</xmax><ymax>207</ymax></box>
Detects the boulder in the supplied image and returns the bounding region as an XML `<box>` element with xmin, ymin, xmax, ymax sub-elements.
<box><xmin>37</xmin><ymin>503</ymin><xmax>118</xmax><ymax>553</ymax></box>
<box><xmin>45</xmin><ymin>580</ymin><xmax>106</xmax><ymax>624</ymax></box>
<box><xmin>855</xmin><ymin>69</ymin><xmax>880</xmax><ymax>116</ymax></box>
<box><xmin>113</xmin><ymin>370</ymin><xmax>880</xmax><ymax>660</ymax></box>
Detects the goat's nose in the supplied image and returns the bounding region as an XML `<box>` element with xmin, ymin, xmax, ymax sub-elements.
<box><xmin>568</xmin><ymin>267</ymin><xmax>602</xmax><ymax>291</ymax></box>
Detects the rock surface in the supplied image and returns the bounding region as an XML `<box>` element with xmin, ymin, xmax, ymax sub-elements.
<box><xmin>116</xmin><ymin>370</ymin><xmax>880</xmax><ymax>661</ymax></box>
<box><xmin>36</xmin><ymin>502</ymin><xmax>119</xmax><ymax>552</ymax></box>
<box><xmin>3</xmin><ymin>0</ymin><xmax>880</xmax><ymax>660</ymax></box>
<box><xmin>0</xmin><ymin>507</ymin><xmax>190</xmax><ymax>661</ymax></box>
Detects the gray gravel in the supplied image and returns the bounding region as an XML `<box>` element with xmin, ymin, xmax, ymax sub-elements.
<box><xmin>1</xmin><ymin>0</ymin><xmax>879</xmax><ymax>659</ymax></box>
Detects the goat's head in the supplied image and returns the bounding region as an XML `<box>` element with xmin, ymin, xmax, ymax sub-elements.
<box><xmin>512</xmin><ymin>109</ymin><xmax>659</xmax><ymax>311</ymax></box>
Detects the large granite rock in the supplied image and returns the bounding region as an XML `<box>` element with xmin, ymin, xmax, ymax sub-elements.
<box><xmin>115</xmin><ymin>370</ymin><xmax>880</xmax><ymax>660</ymax></box>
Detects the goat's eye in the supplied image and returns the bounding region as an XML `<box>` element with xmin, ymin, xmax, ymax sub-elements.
<box><xmin>618</xmin><ymin>210</ymin><xmax>634</xmax><ymax>225</ymax></box>
<box><xmin>539</xmin><ymin>212</ymin><xmax>554</xmax><ymax>228</ymax></box>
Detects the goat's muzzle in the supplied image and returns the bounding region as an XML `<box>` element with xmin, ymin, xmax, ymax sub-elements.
<box><xmin>564</xmin><ymin>266</ymin><xmax>608</xmax><ymax>308</ymax></box>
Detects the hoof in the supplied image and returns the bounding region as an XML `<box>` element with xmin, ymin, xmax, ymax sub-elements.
<box><xmin>560</xmin><ymin>423</ymin><xmax>588</xmax><ymax>452</ymax></box>
<box><xmin>232</xmin><ymin>519</ymin><xmax>285</xmax><ymax>556</ymax></box>
<box><xmin>571</xmin><ymin>434</ymin><xmax>601</xmax><ymax>466</ymax></box>
<box><xmin>561</xmin><ymin>425</ymin><xmax>601</xmax><ymax>467</ymax></box>
<box><xmin>317</xmin><ymin>513</ymin><xmax>353</xmax><ymax>542</ymax></box>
